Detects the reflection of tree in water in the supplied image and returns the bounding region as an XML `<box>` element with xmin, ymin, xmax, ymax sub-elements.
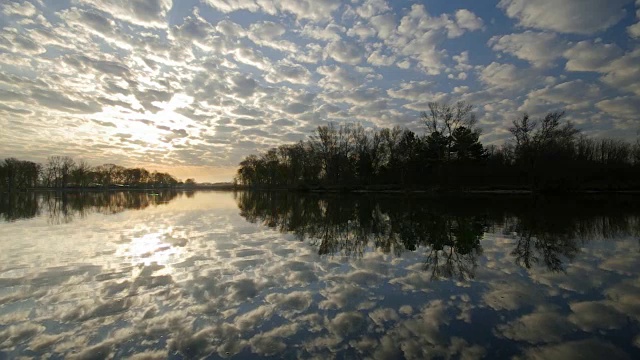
<box><xmin>505</xmin><ymin>197</ymin><xmax>640</xmax><ymax>272</ymax></box>
<box><xmin>0</xmin><ymin>191</ymin><xmax>180</xmax><ymax>224</ymax></box>
<box><xmin>0</xmin><ymin>192</ymin><xmax>40</xmax><ymax>221</ymax></box>
<box><xmin>421</xmin><ymin>216</ymin><xmax>485</xmax><ymax>281</ymax></box>
<box><xmin>235</xmin><ymin>192</ymin><xmax>640</xmax><ymax>279</ymax></box>
<box><xmin>235</xmin><ymin>192</ymin><xmax>487</xmax><ymax>279</ymax></box>
<box><xmin>384</xmin><ymin>200</ymin><xmax>487</xmax><ymax>281</ymax></box>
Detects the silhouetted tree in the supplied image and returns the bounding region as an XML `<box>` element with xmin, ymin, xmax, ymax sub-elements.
<box><xmin>235</xmin><ymin>106</ymin><xmax>640</xmax><ymax>192</ymax></box>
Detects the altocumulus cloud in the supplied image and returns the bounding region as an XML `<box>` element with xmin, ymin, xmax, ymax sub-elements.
<box><xmin>1</xmin><ymin>0</ymin><xmax>639</xmax><ymax>181</ymax></box>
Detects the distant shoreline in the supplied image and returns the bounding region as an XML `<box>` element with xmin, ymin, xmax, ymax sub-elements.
<box><xmin>4</xmin><ymin>186</ymin><xmax>640</xmax><ymax>195</ymax></box>
<box><xmin>2</xmin><ymin>185</ymin><xmax>237</xmax><ymax>193</ymax></box>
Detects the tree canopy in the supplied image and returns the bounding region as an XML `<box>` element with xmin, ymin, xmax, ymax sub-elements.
<box><xmin>236</xmin><ymin>102</ymin><xmax>640</xmax><ymax>192</ymax></box>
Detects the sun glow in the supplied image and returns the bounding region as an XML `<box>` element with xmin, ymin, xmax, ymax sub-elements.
<box><xmin>126</xmin><ymin>230</ymin><xmax>181</xmax><ymax>268</ymax></box>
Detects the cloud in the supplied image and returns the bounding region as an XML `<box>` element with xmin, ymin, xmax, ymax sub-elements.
<box><xmin>202</xmin><ymin>0</ymin><xmax>262</xmax><ymax>14</ymax></box>
<box><xmin>482</xmin><ymin>280</ymin><xmax>544</xmax><ymax>311</ymax></box>
<box><xmin>2</xmin><ymin>1</ymin><xmax>38</xmax><ymax>17</ymax></box>
<box><xmin>317</xmin><ymin>65</ymin><xmax>364</xmax><ymax>90</ymax></box>
<box><xmin>478</xmin><ymin>62</ymin><xmax>548</xmax><ymax>91</ymax></box>
<box><xmin>367</xmin><ymin>49</ymin><xmax>396</xmax><ymax>66</ymax></box>
<box><xmin>599</xmin><ymin>49</ymin><xmax>640</xmax><ymax>96</ymax></box>
<box><xmin>568</xmin><ymin>301</ymin><xmax>628</xmax><ymax>331</ymax></box>
<box><xmin>498</xmin><ymin>0</ymin><xmax>631</xmax><ymax>34</ymax></box>
<box><xmin>356</xmin><ymin>0</ymin><xmax>391</xmax><ymax>19</ymax></box>
<box><xmin>76</xmin><ymin>0</ymin><xmax>173</xmax><ymax>28</ymax></box>
<box><xmin>385</xmin><ymin>5</ymin><xmax>484</xmax><ymax>75</ymax></box>
<box><xmin>455</xmin><ymin>9</ymin><xmax>484</xmax><ymax>31</ymax></box>
<box><xmin>629</xmin><ymin>3</ymin><xmax>640</xmax><ymax>38</ymax></box>
<box><xmin>277</xmin><ymin>0</ymin><xmax>342</xmax><ymax>23</ymax></box>
<box><xmin>326</xmin><ymin>39</ymin><xmax>363</xmax><ymax>65</ymax></box>
<box><xmin>0</xmin><ymin>29</ymin><xmax>46</xmax><ymax>55</ymax></box>
<box><xmin>489</xmin><ymin>31</ymin><xmax>566</xmax><ymax>68</ymax></box>
<box><xmin>203</xmin><ymin>0</ymin><xmax>341</xmax><ymax>22</ymax></box>
<box><xmin>300</xmin><ymin>22</ymin><xmax>344</xmax><ymax>42</ymax></box>
<box><xmin>520</xmin><ymin>80</ymin><xmax>602</xmax><ymax>114</ymax></box>
<box><xmin>265</xmin><ymin>60</ymin><xmax>312</xmax><ymax>85</ymax></box>
<box><xmin>387</xmin><ymin>80</ymin><xmax>432</xmax><ymax>101</ymax></box>
<box><xmin>496</xmin><ymin>309</ymin><xmax>575</xmax><ymax>343</ymax></box>
<box><xmin>596</xmin><ymin>96</ymin><xmax>640</xmax><ymax>120</ymax></box>
<box><xmin>517</xmin><ymin>338</ymin><xmax>632</xmax><ymax>360</ymax></box>
<box><xmin>328</xmin><ymin>312</ymin><xmax>367</xmax><ymax>337</ymax></box>
<box><xmin>2</xmin><ymin>0</ymin><xmax>640</xmax><ymax>180</ymax></box>
<box><xmin>563</xmin><ymin>41</ymin><xmax>624</xmax><ymax>72</ymax></box>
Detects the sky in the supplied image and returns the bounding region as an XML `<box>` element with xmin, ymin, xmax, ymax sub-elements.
<box><xmin>1</xmin><ymin>0</ymin><xmax>639</xmax><ymax>182</ymax></box>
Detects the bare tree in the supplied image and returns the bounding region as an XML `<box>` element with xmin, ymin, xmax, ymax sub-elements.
<box><xmin>422</xmin><ymin>101</ymin><xmax>477</xmax><ymax>161</ymax></box>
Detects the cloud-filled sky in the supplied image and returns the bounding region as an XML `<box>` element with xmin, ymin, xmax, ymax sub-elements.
<box><xmin>1</xmin><ymin>0</ymin><xmax>640</xmax><ymax>182</ymax></box>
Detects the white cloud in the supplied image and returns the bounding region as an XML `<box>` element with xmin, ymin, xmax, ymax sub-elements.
<box><xmin>385</xmin><ymin>5</ymin><xmax>483</xmax><ymax>75</ymax></box>
<box><xmin>326</xmin><ymin>39</ymin><xmax>363</xmax><ymax>65</ymax></box>
<box><xmin>202</xmin><ymin>0</ymin><xmax>262</xmax><ymax>14</ymax></box>
<box><xmin>2</xmin><ymin>1</ymin><xmax>37</xmax><ymax>17</ymax></box>
<box><xmin>367</xmin><ymin>49</ymin><xmax>396</xmax><ymax>66</ymax></box>
<box><xmin>317</xmin><ymin>65</ymin><xmax>363</xmax><ymax>90</ymax></box>
<box><xmin>204</xmin><ymin>0</ymin><xmax>342</xmax><ymax>22</ymax></box>
<box><xmin>370</xmin><ymin>13</ymin><xmax>396</xmax><ymax>40</ymax></box>
<box><xmin>563</xmin><ymin>41</ymin><xmax>624</xmax><ymax>72</ymax></box>
<box><xmin>356</xmin><ymin>0</ymin><xmax>390</xmax><ymax>19</ymax></box>
<box><xmin>248</xmin><ymin>21</ymin><xmax>297</xmax><ymax>52</ymax></box>
<box><xmin>600</xmin><ymin>49</ymin><xmax>640</xmax><ymax>96</ymax></box>
<box><xmin>596</xmin><ymin>96</ymin><xmax>640</xmax><ymax>120</ymax></box>
<box><xmin>630</xmin><ymin>2</ymin><xmax>640</xmax><ymax>38</ymax></box>
<box><xmin>489</xmin><ymin>31</ymin><xmax>566</xmax><ymax>68</ymax></box>
<box><xmin>455</xmin><ymin>9</ymin><xmax>484</xmax><ymax>31</ymax></box>
<box><xmin>0</xmin><ymin>28</ymin><xmax>47</xmax><ymax>55</ymax></box>
<box><xmin>290</xmin><ymin>43</ymin><xmax>323</xmax><ymax>64</ymax></box>
<box><xmin>76</xmin><ymin>0</ymin><xmax>173</xmax><ymax>28</ymax></box>
<box><xmin>278</xmin><ymin>0</ymin><xmax>342</xmax><ymax>23</ymax></box>
<box><xmin>478</xmin><ymin>62</ymin><xmax>547</xmax><ymax>91</ymax></box>
<box><xmin>498</xmin><ymin>0</ymin><xmax>631</xmax><ymax>34</ymax></box>
<box><xmin>629</xmin><ymin>22</ymin><xmax>640</xmax><ymax>38</ymax></box>
<box><xmin>300</xmin><ymin>22</ymin><xmax>344</xmax><ymax>42</ymax></box>
<box><xmin>520</xmin><ymin>80</ymin><xmax>602</xmax><ymax>114</ymax></box>
<box><xmin>346</xmin><ymin>22</ymin><xmax>376</xmax><ymax>40</ymax></box>
<box><xmin>387</xmin><ymin>80</ymin><xmax>432</xmax><ymax>101</ymax></box>
<box><xmin>250</xmin><ymin>21</ymin><xmax>285</xmax><ymax>40</ymax></box>
<box><xmin>265</xmin><ymin>60</ymin><xmax>312</xmax><ymax>85</ymax></box>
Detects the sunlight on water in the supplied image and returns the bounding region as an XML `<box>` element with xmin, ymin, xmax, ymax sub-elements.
<box><xmin>124</xmin><ymin>230</ymin><xmax>181</xmax><ymax>268</ymax></box>
<box><xmin>0</xmin><ymin>191</ymin><xmax>639</xmax><ymax>359</ymax></box>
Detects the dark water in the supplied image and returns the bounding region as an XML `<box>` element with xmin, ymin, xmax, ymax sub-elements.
<box><xmin>1</xmin><ymin>191</ymin><xmax>639</xmax><ymax>359</ymax></box>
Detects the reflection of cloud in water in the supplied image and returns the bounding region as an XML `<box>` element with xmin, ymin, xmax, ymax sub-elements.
<box><xmin>125</xmin><ymin>230</ymin><xmax>182</xmax><ymax>267</ymax></box>
<box><xmin>516</xmin><ymin>339</ymin><xmax>631</xmax><ymax>360</ymax></box>
<box><xmin>482</xmin><ymin>279</ymin><xmax>544</xmax><ymax>311</ymax></box>
<box><xmin>496</xmin><ymin>307</ymin><xmax>575</xmax><ymax>344</ymax></box>
<box><xmin>0</xmin><ymin>192</ymin><xmax>640</xmax><ymax>358</ymax></box>
<box><xmin>568</xmin><ymin>301</ymin><xmax>628</xmax><ymax>332</ymax></box>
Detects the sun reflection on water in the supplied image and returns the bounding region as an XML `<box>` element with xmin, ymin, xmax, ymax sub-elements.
<box><xmin>123</xmin><ymin>230</ymin><xmax>181</xmax><ymax>269</ymax></box>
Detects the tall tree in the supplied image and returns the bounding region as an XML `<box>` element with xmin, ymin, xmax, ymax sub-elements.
<box><xmin>422</xmin><ymin>101</ymin><xmax>477</xmax><ymax>161</ymax></box>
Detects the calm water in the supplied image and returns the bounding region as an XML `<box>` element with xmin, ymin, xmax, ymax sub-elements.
<box><xmin>1</xmin><ymin>191</ymin><xmax>639</xmax><ymax>359</ymax></box>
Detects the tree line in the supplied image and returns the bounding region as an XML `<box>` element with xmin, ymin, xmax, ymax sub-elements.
<box><xmin>235</xmin><ymin>102</ymin><xmax>640</xmax><ymax>192</ymax></box>
<box><xmin>0</xmin><ymin>156</ymin><xmax>194</xmax><ymax>192</ymax></box>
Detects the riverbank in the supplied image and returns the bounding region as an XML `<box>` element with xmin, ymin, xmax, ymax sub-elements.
<box><xmin>231</xmin><ymin>184</ymin><xmax>640</xmax><ymax>195</ymax></box>
<box><xmin>4</xmin><ymin>185</ymin><xmax>640</xmax><ymax>195</ymax></box>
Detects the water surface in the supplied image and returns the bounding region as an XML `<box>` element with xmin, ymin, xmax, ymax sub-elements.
<box><xmin>1</xmin><ymin>191</ymin><xmax>639</xmax><ymax>359</ymax></box>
